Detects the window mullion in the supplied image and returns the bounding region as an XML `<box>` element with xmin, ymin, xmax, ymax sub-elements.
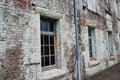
<box><xmin>49</xmin><ymin>36</ymin><xmax>51</xmax><ymax>65</ymax></box>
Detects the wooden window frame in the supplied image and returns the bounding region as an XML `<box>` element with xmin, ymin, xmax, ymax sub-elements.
<box><xmin>40</xmin><ymin>17</ymin><xmax>57</xmax><ymax>71</ymax></box>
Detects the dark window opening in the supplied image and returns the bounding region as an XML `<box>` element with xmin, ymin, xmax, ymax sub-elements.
<box><xmin>88</xmin><ymin>27</ymin><xmax>96</xmax><ymax>59</ymax></box>
<box><xmin>41</xmin><ymin>17</ymin><xmax>56</xmax><ymax>67</ymax></box>
<box><xmin>108</xmin><ymin>31</ymin><xmax>113</xmax><ymax>55</ymax></box>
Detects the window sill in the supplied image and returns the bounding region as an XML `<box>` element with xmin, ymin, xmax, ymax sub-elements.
<box><xmin>88</xmin><ymin>60</ymin><xmax>100</xmax><ymax>68</ymax></box>
<box><xmin>37</xmin><ymin>69</ymin><xmax>67</xmax><ymax>80</ymax></box>
<box><xmin>109</xmin><ymin>55</ymin><xmax>115</xmax><ymax>61</ymax></box>
<box><xmin>42</xmin><ymin>65</ymin><xmax>56</xmax><ymax>71</ymax></box>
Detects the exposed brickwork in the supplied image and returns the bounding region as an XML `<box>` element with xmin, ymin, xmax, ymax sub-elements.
<box><xmin>80</xmin><ymin>0</ymin><xmax>120</xmax><ymax>78</ymax></box>
<box><xmin>0</xmin><ymin>0</ymin><xmax>77</xmax><ymax>80</ymax></box>
<box><xmin>0</xmin><ymin>45</ymin><xmax>25</xmax><ymax>80</ymax></box>
<box><xmin>0</xmin><ymin>0</ymin><xmax>33</xmax><ymax>80</ymax></box>
<box><xmin>0</xmin><ymin>0</ymin><xmax>120</xmax><ymax>80</ymax></box>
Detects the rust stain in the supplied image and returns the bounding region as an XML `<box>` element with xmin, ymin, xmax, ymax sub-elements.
<box><xmin>13</xmin><ymin>0</ymin><xmax>27</xmax><ymax>9</ymax></box>
<box><xmin>67</xmin><ymin>54</ymin><xmax>75</xmax><ymax>73</ymax></box>
<box><xmin>117</xmin><ymin>54</ymin><xmax>120</xmax><ymax>59</ymax></box>
<box><xmin>80</xmin><ymin>14</ymin><xmax>86</xmax><ymax>26</ymax></box>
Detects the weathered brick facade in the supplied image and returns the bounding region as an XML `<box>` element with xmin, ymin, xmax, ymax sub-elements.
<box><xmin>80</xmin><ymin>0</ymin><xmax>120</xmax><ymax>79</ymax></box>
<box><xmin>0</xmin><ymin>0</ymin><xmax>78</xmax><ymax>80</ymax></box>
<box><xmin>0</xmin><ymin>0</ymin><xmax>120</xmax><ymax>80</ymax></box>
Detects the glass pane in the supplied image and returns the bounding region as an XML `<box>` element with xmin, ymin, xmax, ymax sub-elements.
<box><xmin>44</xmin><ymin>21</ymin><xmax>49</xmax><ymax>31</ymax></box>
<box><xmin>50</xmin><ymin>36</ymin><xmax>54</xmax><ymax>45</ymax></box>
<box><xmin>45</xmin><ymin>46</ymin><xmax>49</xmax><ymax>55</ymax></box>
<box><xmin>88</xmin><ymin>29</ymin><xmax>91</xmax><ymax>37</ymax></box>
<box><xmin>51</xmin><ymin>56</ymin><xmax>55</xmax><ymax>65</ymax></box>
<box><xmin>108</xmin><ymin>32</ymin><xmax>113</xmax><ymax>53</ymax></box>
<box><xmin>41</xmin><ymin>57</ymin><xmax>44</xmax><ymax>67</ymax></box>
<box><xmin>44</xmin><ymin>36</ymin><xmax>49</xmax><ymax>45</ymax></box>
<box><xmin>41</xmin><ymin>46</ymin><xmax>44</xmax><ymax>55</ymax></box>
<box><xmin>50</xmin><ymin>46</ymin><xmax>54</xmax><ymax>55</ymax></box>
<box><xmin>46</xmin><ymin>21</ymin><xmax>50</xmax><ymax>31</ymax></box>
<box><xmin>45</xmin><ymin>56</ymin><xmax>50</xmax><ymax>66</ymax></box>
<box><xmin>41</xmin><ymin>21</ymin><xmax>49</xmax><ymax>31</ymax></box>
<box><xmin>89</xmin><ymin>45</ymin><xmax>92</xmax><ymax>57</ymax></box>
<box><xmin>89</xmin><ymin>39</ymin><xmax>92</xmax><ymax>46</ymax></box>
<box><xmin>89</xmin><ymin>38</ymin><xmax>92</xmax><ymax>57</ymax></box>
<box><xmin>41</xmin><ymin>21</ymin><xmax>44</xmax><ymax>31</ymax></box>
<box><xmin>50</xmin><ymin>22</ymin><xmax>54</xmax><ymax>32</ymax></box>
<box><xmin>41</xmin><ymin>35</ymin><xmax>44</xmax><ymax>45</ymax></box>
<box><xmin>41</xmin><ymin>17</ymin><xmax>56</xmax><ymax>32</ymax></box>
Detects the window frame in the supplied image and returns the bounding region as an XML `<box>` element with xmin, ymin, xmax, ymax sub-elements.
<box><xmin>108</xmin><ymin>31</ymin><xmax>113</xmax><ymax>56</ymax></box>
<box><xmin>88</xmin><ymin>27</ymin><xmax>96</xmax><ymax>60</ymax></box>
<box><xmin>40</xmin><ymin>17</ymin><xmax>57</xmax><ymax>70</ymax></box>
<box><xmin>116</xmin><ymin>0</ymin><xmax>120</xmax><ymax>14</ymax></box>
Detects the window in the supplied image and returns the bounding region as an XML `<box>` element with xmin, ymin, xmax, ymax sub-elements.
<box><xmin>119</xmin><ymin>34</ymin><xmax>120</xmax><ymax>43</ymax></box>
<box><xmin>119</xmin><ymin>34</ymin><xmax>120</xmax><ymax>42</ymax></box>
<box><xmin>41</xmin><ymin>17</ymin><xmax>56</xmax><ymax>68</ymax></box>
<box><xmin>87</xmin><ymin>0</ymin><xmax>96</xmax><ymax>11</ymax></box>
<box><xmin>116</xmin><ymin>0</ymin><xmax>120</xmax><ymax>14</ymax></box>
<box><xmin>108</xmin><ymin>32</ymin><xmax>113</xmax><ymax>55</ymax></box>
<box><xmin>88</xmin><ymin>27</ymin><xmax>96</xmax><ymax>59</ymax></box>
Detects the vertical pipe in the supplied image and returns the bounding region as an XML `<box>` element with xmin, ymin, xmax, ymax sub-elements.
<box><xmin>73</xmin><ymin>0</ymin><xmax>81</xmax><ymax>80</ymax></box>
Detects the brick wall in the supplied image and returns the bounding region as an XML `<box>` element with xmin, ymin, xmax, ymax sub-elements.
<box><xmin>0</xmin><ymin>0</ymin><xmax>79</xmax><ymax>80</ymax></box>
<box><xmin>0</xmin><ymin>0</ymin><xmax>40</xmax><ymax>80</ymax></box>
